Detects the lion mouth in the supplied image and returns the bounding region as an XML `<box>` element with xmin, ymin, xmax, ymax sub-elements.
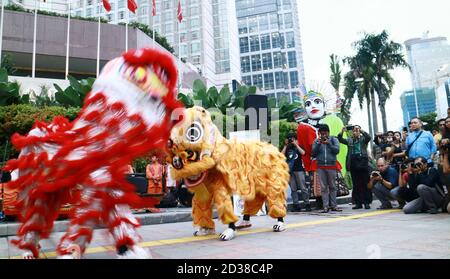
<box><xmin>185</xmin><ymin>171</ymin><xmax>207</xmax><ymax>188</ymax></box>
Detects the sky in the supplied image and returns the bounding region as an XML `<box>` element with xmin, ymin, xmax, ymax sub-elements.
<box><xmin>297</xmin><ymin>0</ymin><xmax>450</xmax><ymax>132</ymax></box>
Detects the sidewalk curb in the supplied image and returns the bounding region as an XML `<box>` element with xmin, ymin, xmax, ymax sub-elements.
<box><xmin>0</xmin><ymin>196</ymin><xmax>353</xmax><ymax>237</ymax></box>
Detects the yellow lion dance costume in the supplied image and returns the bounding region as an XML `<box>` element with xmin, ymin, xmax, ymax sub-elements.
<box><xmin>167</xmin><ymin>106</ymin><xmax>289</xmax><ymax>240</ymax></box>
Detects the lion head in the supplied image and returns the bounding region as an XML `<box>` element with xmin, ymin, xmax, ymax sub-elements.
<box><xmin>166</xmin><ymin>106</ymin><xmax>224</xmax><ymax>188</ymax></box>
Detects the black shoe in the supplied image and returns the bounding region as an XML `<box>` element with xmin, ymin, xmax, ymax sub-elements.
<box><xmin>427</xmin><ymin>208</ymin><xmax>438</xmax><ymax>214</ymax></box>
<box><xmin>352</xmin><ymin>204</ymin><xmax>362</xmax><ymax>209</ymax></box>
<box><xmin>364</xmin><ymin>204</ymin><xmax>371</xmax><ymax>209</ymax></box>
<box><xmin>330</xmin><ymin>207</ymin><xmax>342</xmax><ymax>212</ymax></box>
<box><xmin>320</xmin><ymin>208</ymin><xmax>329</xmax><ymax>213</ymax></box>
<box><xmin>304</xmin><ymin>204</ymin><xmax>312</xmax><ymax>212</ymax></box>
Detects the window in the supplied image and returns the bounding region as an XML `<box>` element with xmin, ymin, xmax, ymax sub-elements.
<box><xmin>269</xmin><ymin>13</ymin><xmax>278</xmax><ymax>29</ymax></box>
<box><xmin>241</xmin><ymin>56</ymin><xmax>251</xmax><ymax>73</ymax></box>
<box><xmin>264</xmin><ymin>73</ymin><xmax>274</xmax><ymax>90</ymax></box>
<box><xmin>180</xmin><ymin>44</ymin><xmax>188</xmax><ymax>56</ymax></box>
<box><xmin>283</xmin><ymin>0</ymin><xmax>291</xmax><ymax>9</ymax></box>
<box><xmin>118</xmin><ymin>0</ymin><xmax>124</xmax><ymax>8</ymax></box>
<box><xmin>190</xmin><ymin>6</ymin><xmax>199</xmax><ymax>16</ymax></box>
<box><xmin>279</xmin><ymin>33</ymin><xmax>285</xmax><ymax>48</ymax></box>
<box><xmin>242</xmin><ymin>75</ymin><xmax>252</xmax><ymax>86</ymax></box>
<box><xmin>258</xmin><ymin>14</ymin><xmax>268</xmax><ymax>31</ymax></box>
<box><xmin>288</xmin><ymin>51</ymin><xmax>297</xmax><ymax>68</ymax></box>
<box><xmin>292</xmin><ymin>92</ymin><xmax>301</xmax><ymax>102</ymax></box>
<box><xmin>252</xmin><ymin>74</ymin><xmax>263</xmax><ymax>89</ymax></box>
<box><xmin>262</xmin><ymin>53</ymin><xmax>273</xmax><ymax>70</ymax></box>
<box><xmin>260</xmin><ymin>34</ymin><xmax>271</xmax><ymax>50</ymax></box>
<box><xmin>87</xmin><ymin>0</ymin><xmax>93</xmax><ymax>5</ymax></box>
<box><xmin>240</xmin><ymin>37</ymin><xmax>249</xmax><ymax>53</ymax></box>
<box><xmin>249</xmin><ymin>35</ymin><xmax>260</xmax><ymax>52</ymax></box>
<box><xmin>86</xmin><ymin>8</ymin><xmax>92</xmax><ymax>16</ymax></box>
<box><xmin>273</xmin><ymin>52</ymin><xmax>283</xmax><ymax>68</ymax></box>
<box><xmin>286</xmin><ymin>32</ymin><xmax>295</xmax><ymax>48</ymax></box>
<box><xmin>119</xmin><ymin>11</ymin><xmax>124</xmax><ymax>20</ymax></box>
<box><xmin>216</xmin><ymin>61</ymin><xmax>230</xmax><ymax>74</ymax></box>
<box><xmin>248</xmin><ymin>16</ymin><xmax>258</xmax><ymax>33</ymax></box>
<box><xmin>238</xmin><ymin>18</ymin><xmax>247</xmax><ymax>34</ymax></box>
<box><xmin>165</xmin><ymin>23</ymin><xmax>174</xmax><ymax>33</ymax></box>
<box><xmin>163</xmin><ymin>0</ymin><xmax>172</xmax><ymax>9</ymax></box>
<box><xmin>106</xmin><ymin>14</ymin><xmax>112</xmax><ymax>21</ymax></box>
<box><xmin>251</xmin><ymin>54</ymin><xmax>262</xmax><ymax>71</ymax></box>
<box><xmin>191</xmin><ymin>55</ymin><xmax>201</xmax><ymax>65</ymax></box>
<box><xmin>190</xmin><ymin>18</ymin><xmax>200</xmax><ymax>28</ymax></box>
<box><xmin>271</xmin><ymin>32</ymin><xmax>280</xmax><ymax>48</ymax></box>
<box><xmin>284</xmin><ymin>13</ymin><xmax>293</xmax><ymax>28</ymax></box>
<box><xmin>275</xmin><ymin>72</ymin><xmax>285</xmax><ymax>89</ymax></box>
<box><xmin>290</xmin><ymin>71</ymin><xmax>299</xmax><ymax>87</ymax></box>
<box><xmin>180</xmin><ymin>32</ymin><xmax>187</xmax><ymax>43</ymax></box>
<box><xmin>153</xmin><ymin>15</ymin><xmax>160</xmax><ymax>24</ymax></box>
<box><xmin>191</xmin><ymin>31</ymin><xmax>200</xmax><ymax>40</ymax></box>
<box><xmin>191</xmin><ymin>42</ymin><xmax>201</xmax><ymax>53</ymax></box>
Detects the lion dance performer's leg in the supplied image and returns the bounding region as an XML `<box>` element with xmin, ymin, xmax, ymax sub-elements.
<box><xmin>211</xmin><ymin>178</ymin><xmax>239</xmax><ymax>241</ymax></box>
<box><xmin>191</xmin><ymin>185</ymin><xmax>215</xmax><ymax>236</ymax></box>
<box><xmin>5</xmin><ymin>118</ymin><xmax>71</xmax><ymax>259</ymax></box>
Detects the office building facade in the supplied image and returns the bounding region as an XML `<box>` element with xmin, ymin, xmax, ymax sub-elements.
<box><xmin>400</xmin><ymin>87</ymin><xmax>436</xmax><ymax>127</ymax></box>
<box><xmin>235</xmin><ymin>0</ymin><xmax>305</xmax><ymax>104</ymax></box>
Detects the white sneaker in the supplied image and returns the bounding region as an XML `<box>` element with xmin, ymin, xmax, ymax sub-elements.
<box><xmin>273</xmin><ymin>221</ymin><xmax>286</xmax><ymax>232</ymax></box>
<box><xmin>193</xmin><ymin>227</ymin><xmax>216</xmax><ymax>236</ymax></box>
<box><xmin>117</xmin><ymin>246</ymin><xmax>152</xmax><ymax>259</ymax></box>
<box><xmin>235</xmin><ymin>219</ymin><xmax>252</xmax><ymax>229</ymax></box>
<box><xmin>219</xmin><ymin>228</ymin><xmax>236</xmax><ymax>241</ymax></box>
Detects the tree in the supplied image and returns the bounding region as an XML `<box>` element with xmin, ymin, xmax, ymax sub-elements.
<box><xmin>0</xmin><ymin>68</ymin><xmax>29</xmax><ymax>106</ymax></box>
<box><xmin>343</xmin><ymin>55</ymin><xmax>375</xmax><ymax>136</ymax></box>
<box><xmin>330</xmin><ymin>54</ymin><xmax>342</xmax><ymax>95</ymax></box>
<box><xmin>419</xmin><ymin>112</ymin><xmax>437</xmax><ymax>132</ymax></box>
<box><xmin>355</xmin><ymin>30</ymin><xmax>409</xmax><ymax>132</ymax></box>
<box><xmin>54</xmin><ymin>76</ymin><xmax>95</xmax><ymax>108</ymax></box>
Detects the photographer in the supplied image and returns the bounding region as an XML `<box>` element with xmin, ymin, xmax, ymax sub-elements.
<box><xmin>388</xmin><ymin>131</ymin><xmax>406</xmax><ymax>170</ymax></box>
<box><xmin>368</xmin><ymin>158</ymin><xmax>403</xmax><ymax>209</ymax></box>
<box><xmin>282</xmin><ymin>133</ymin><xmax>311</xmax><ymax>212</ymax></box>
<box><xmin>401</xmin><ymin>156</ymin><xmax>445</xmax><ymax>214</ymax></box>
<box><xmin>312</xmin><ymin>124</ymin><xmax>341</xmax><ymax>213</ymax></box>
<box><xmin>338</xmin><ymin>125</ymin><xmax>372</xmax><ymax>209</ymax></box>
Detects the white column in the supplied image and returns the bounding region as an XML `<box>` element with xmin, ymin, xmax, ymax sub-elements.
<box><xmin>32</xmin><ymin>0</ymin><xmax>38</xmax><ymax>78</ymax></box>
<box><xmin>0</xmin><ymin>0</ymin><xmax>5</xmax><ymax>67</ymax></box>
<box><xmin>125</xmin><ymin>10</ymin><xmax>128</xmax><ymax>51</ymax></box>
<box><xmin>65</xmin><ymin>1</ymin><xmax>71</xmax><ymax>79</ymax></box>
<box><xmin>96</xmin><ymin>16</ymin><xmax>100</xmax><ymax>77</ymax></box>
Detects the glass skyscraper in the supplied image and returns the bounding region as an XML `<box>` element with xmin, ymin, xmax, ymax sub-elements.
<box><xmin>235</xmin><ymin>0</ymin><xmax>305</xmax><ymax>104</ymax></box>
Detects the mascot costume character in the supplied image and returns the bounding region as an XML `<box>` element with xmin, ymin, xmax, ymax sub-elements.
<box><xmin>3</xmin><ymin>48</ymin><xmax>183</xmax><ymax>259</ymax></box>
<box><xmin>296</xmin><ymin>90</ymin><xmax>348</xmax><ymax>201</ymax></box>
<box><xmin>166</xmin><ymin>106</ymin><xmax>289</xmax><ymax>241</ymax></box>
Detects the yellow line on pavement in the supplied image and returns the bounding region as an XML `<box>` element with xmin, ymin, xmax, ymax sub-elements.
<box><xmin>8</xmin><ymin>209</ymin><xmax>400</xmax><ymax>259</ymax></box>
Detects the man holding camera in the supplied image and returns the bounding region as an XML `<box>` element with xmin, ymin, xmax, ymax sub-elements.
<box><xmin>312</xmin><ymin>124</ymin><xmax>341</xmax><ymax>213</ymax></box>
<box><xmin>282</xmin><ymin>133</ymin><xmax>311</xmax><ymax>212</ymax></box>
<box><xmin>405</xmin><ymin>117</ymin><xmax>437</xmax><ymax>166</ymax></box>
<box><xmin>400</xmin><ymin>156</ymin><xmax>446</xmax><ymax>214</ymax></box>
<box><xmin>368</xmin><ymin>158</ymin><xmax>402</xmax><ymax>209</ymax></box>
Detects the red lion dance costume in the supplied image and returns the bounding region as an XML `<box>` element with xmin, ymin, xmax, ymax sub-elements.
<box><xmin>3</xmin><ymin>48</ymin><xmax>182</xmax><ymax>259</ymax></box>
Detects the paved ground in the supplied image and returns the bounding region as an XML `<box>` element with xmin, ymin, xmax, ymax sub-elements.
<box><xmin>2</xmin><ymin>200</ymin><xmax>450</xmax><ymax>259</ymax></box>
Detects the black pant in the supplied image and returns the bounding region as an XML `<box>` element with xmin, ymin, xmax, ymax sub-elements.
<box><xmin>350</xmin><ymin>168</ymin><xmax>371</xmax><ymax>205</ymax></box>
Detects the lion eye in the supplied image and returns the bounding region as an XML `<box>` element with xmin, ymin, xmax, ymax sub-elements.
<box><xmin>185</xmin><ymin>121</ymin><xmax>203</xmax><ymax>143</ymax></box>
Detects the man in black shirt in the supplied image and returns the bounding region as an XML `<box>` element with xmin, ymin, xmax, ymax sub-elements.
<box><xmin>282</xmin><ymin>133</ymin><xmax>311</xmax><ymax>212</ymax></box>
<box><xmin>401</xmin><ymin>156</ymin><xmax>446</xmax><ymax>214</ymax></box>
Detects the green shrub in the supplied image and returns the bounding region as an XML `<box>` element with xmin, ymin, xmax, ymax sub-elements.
<box><xmin>0</xmin><ymin>104</ymin><xmax>80</xmax><ymax>160</ymax></box>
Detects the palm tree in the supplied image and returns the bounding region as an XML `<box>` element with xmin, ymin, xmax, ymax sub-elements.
<box><xmin>355</xmin><ymin>31</ymin><xmax>409</xmax><ymax>132</ymax></box>
<box><xmin>330</xmin><ymin>54</ymin><xmax>342</xmax><ymax>96</ymax></box>
<box><xmin>343</xmin><ymin>55</ymin><xmax>375</xmax><ymax>136</ymax></box>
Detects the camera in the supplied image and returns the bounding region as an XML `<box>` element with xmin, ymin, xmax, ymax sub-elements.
<box><xmin>320</xmin><ymin>135</ymin><xmax>329</xmax><ymax>142</ymax></box>
<box><xmin>288</xmin><ymin>137</ymin><xmax>294</xmax><ymax>144</ymax></box>
<box><xmin>346</xmin><ymin>125</ymin><xmax>354</xmax><ymax>131</ymax></box>
<box><xmin>371</xmin><ymin>171</ymin><xmax>380</xmax><ymax>177</ymax></box>
<box><xmin>442</xmin><ymin>142</ymin><xmax>450</xmax><ymax>150</ymax></box>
